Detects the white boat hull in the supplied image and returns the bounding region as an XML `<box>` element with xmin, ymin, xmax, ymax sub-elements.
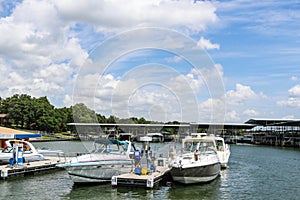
<box><xmin>170</xmin><ymin>162</ymin><xmax>220</xmax><ymax>184</ymax></box>
<box><xmin>59</xmin><ymin>158</ymin><xmax>134</xmax><ymax>183</ymax></box>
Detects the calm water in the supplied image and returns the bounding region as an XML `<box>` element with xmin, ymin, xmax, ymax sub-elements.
<box><xmin>0</xmin><ymin>142</ymin><xmax>299</xmax><ymax>200</ymax></box>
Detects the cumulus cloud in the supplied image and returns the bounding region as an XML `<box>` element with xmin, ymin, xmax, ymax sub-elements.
<box><xmin>288</xmin><ymin>85</ymin><xmax>300</xmax><ymax>97</ymax></box>
<box><xmin>277</xmin><ymin>85</ymin><xmax>300</xmax><ymax>108</ymax></box>
<box><xmin>54</xmin><ymin>0</ymin><xmax>218</xmax><ymax>34</ymax></box>
<box><xmin>225</xmin><ymin>83</ymin><xmax>266</xmax><ymax>106</ymax></box>
<box><xmin>243</xmin><ymin>109</ymin><xmax>259</xmax><ymax>117</ymax></box>
<box><xmin>0</xmin><ymin>0</ymin><xmax>220</xmax><ymax>109</ymax></box>
<box><xmin>196</xmin><ymin>36</ymin><xmax>220</xmax><ymax>50</ymax></box>
<box><xmin>0</xmin><ymin>0</ymin><xmax>88</xmax><ymax>104</ymax></box>
<box><xmin>165</xmin><ymin>56</ymin><xmax>183</xmax><ymax>63</ymax></box>
<box><xmin>226</xmin><ymin>110</ymin><xmax>240</xmax><ymax>122</ymax></box>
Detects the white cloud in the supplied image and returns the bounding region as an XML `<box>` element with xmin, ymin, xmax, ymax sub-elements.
<box><xmin>282</xmin><ymin>115</ymin><xmax>295</xmax><ymax>119</ymax></box>
<box><xmin>196</xmin><ymin>36</ymin><xmax>220</xmax><ymax>50</ymax></box>
<box><xmin>243</xmin><ymin>109</ymin><xmax>259</xmax><ymax>117</ymax></box>
<box><xmin>0</xmin><ymin>0</ymin><xmax>88</xmax><ymax>103</ymax></box>
<box><xmin>0</xmin><ymin>0</ymin><xmax>221</xmax><ymax>109</ymax></box>
<box><xmin>165</xmin><ymin>56</ymin><xmax>183</xmax><ymax>63</ymax></box>
<box><xmin>226</xmin><ymin>110</ymin><xmax>240</xmax><ymax>122</ymax></box>
<box><xmin>226</xmin><ymin>83</ymin><xmax>266</xmax><ymax>106</ymax></box>
<box><xmin>277</xmin><ymin>85</ymin><xmax>300</xmax><ymax>108</ymax></box>
<box><xmin>288</xmin><ymin>85</ymin><xmax>300</xmax><ymax>97</ymax></box>
<box><xmin>291</xmin><ymin>76</ymin><xmax>298</xmax><ymax>81</ymax></box>
<box><xmin>54</xmin><ymin>0</ymin><xmax>218</xmax><ymax>34</ymax></box>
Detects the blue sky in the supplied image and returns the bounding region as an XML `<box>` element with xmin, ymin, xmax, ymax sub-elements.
<box><xmin>0</xmin><ymin>0</ymin><xmax>299</xmax><ymax>123</ymax></box>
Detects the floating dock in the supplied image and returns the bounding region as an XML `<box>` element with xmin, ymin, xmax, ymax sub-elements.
<box><xmin>111</xmin><ymin>166</ymin><xmax>171</xmax><ymax>188</ymax></box>
<box><xmin>0</xmin><ymin>156</ymin><xmax>67</xmax><ymax>180</ymax></box>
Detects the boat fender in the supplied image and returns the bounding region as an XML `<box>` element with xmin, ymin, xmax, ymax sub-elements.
<box><xmin>106</xmin><ymin>144</ymin><xmax>111</xmax><ymax>153</ymax></box>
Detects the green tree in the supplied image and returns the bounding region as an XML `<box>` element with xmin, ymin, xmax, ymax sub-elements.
<box><xmin>71</xmin><ymin>103</ymin><xmax>97</xmax><ymax>123</ymax></box>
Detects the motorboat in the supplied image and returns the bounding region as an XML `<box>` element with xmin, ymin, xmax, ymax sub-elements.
<box><xmin>169</xmin><ymin>136</ymin><xmax>221</xmax><ymax>184</ymax></box>
<box><xmin>191</xmin><ymin>133</ymin><xmax>231</xmax><ymax>168</ymax></box>
<box><xmin>0</xmin><ymin>139</ymin><xmax>45</xmax><ymax>163</ymax></box>
<box><xmin>57</xmin><ymin>138</ymin><xmax>136</xmax><ymax>184</ymax></box>
<box><xmin>145</xmin><ymin>133</ymin><xmax>164</xmax><ymax>142</ymax></box>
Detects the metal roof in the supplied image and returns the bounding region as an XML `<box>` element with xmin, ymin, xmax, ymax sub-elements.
<box><xmin>68</xmin><ymin>122</ymin><xmax>256</xmax><ymax>130</ymax></box>
<box><xmin>190</xmin><ymin>123</ymin><xmax>256</xmax><ymax>129</ymax></box>
<box><xmin>244</xmin><ymin>118</ymin><xmax>300</xmax><ymax>126</ymax></box>
<box><xmin>67</xmin><ymin>123</ymin><xmax>190</xmax><ymax>128</ymax></box>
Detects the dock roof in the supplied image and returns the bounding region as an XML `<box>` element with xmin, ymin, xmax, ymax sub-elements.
<box><xmin>245</xmin><ymin>118</ymin><xmax>300</xmax><ymax>126</ymax></box>
<box><xmin>190</xmin><ymin>122</ymin><xmax>256</xmax><ymax>129</ymax></box>
<box><xmin>68</xmin><ymin>122</ymin><xmax>256</xmax><ymax>130</ymax></box>
<box><xmin>0</xmin><ymin>126</ymin><xmax>41</xmax><ymax>139</ymax></box>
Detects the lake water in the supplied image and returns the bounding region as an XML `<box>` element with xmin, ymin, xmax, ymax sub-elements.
<box><xmin>0</xmin><ymin>141</ymin><xmax>299</xmax><ymax>200</ymax></box>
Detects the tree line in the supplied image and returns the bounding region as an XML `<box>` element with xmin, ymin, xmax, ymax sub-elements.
<box><xmin>0</xmin><ymin>94</ymin><xmax>171</xmax><ymax>133</ymax></box>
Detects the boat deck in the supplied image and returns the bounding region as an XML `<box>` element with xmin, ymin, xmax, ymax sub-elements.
<box><xmin>0</xmin><ymin>156</ymin><xmax>69</xmax><ymax>180</ymax></box>
<box><xmin>111</xmin><ymin>166</ymin><xmax>172</xmax><ymax>188</ymax></box>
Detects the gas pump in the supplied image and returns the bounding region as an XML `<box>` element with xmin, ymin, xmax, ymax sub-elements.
<box><xmin>11</xmin><ymin>141</ymin><xmax>24</xmax><ymax>166</ymax></box>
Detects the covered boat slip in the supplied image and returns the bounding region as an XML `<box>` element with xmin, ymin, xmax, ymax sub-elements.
<box><xmin>68</xmin><ymin>122</ymin><xmax>256</xmax><ymax>143</ymax></box>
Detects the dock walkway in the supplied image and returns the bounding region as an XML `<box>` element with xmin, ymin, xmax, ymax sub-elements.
<box><xmin>111</xmin><ymin>166</ymin><xmax>171</xmax><ymax>188</ymax></box>
<box><xmin>0</xmin><ymin>156</ymin><xmax>68</xmax><ymax>180</ymax></box>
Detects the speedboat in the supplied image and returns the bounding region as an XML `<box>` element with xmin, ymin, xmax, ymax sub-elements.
<box><xmin>0</xmin><ymin>139</ymin><xmax>45</xmax><ymax>163</ymax></box>
<box><xmin>169</xmin><ymin>136</ymin><xmax>221</xmax><ymax>184</ymax></box>
<box><xmin>57</xmin><ymin>138</ymin><xmax>136</xmax><ymax>184</ymax></box>
<box><xmin>191</xmin><ymin>133</ymin><xmax>231</xmax><ymax>168</ymax></box>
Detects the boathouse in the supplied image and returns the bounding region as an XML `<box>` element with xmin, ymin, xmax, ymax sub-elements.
<box><xmin>245</xmin><ymin>118</ymin><xmax>300</xmax><ymax>147</ymax></box>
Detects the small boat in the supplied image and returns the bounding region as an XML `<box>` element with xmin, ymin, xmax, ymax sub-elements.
<box><xmin>57</xmin><ymin>138</ymin><xmax>136</xmax><ymax>184</ymax></box>
<box><xmin>169</xmin><ymin>135</ymin><xmax>221</xmax><ymax>184</ymax></box>
<box><xmin>0</xmin><ymin>139</ymin><xmax>45</xmax><ymax>163</ymax></box>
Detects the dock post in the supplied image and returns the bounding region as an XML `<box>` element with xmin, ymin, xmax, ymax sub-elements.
<box><xmin>1</xmin><ymin>169</ymin><xmax>8</xmax><ymax>179</ymax></box>
<box><xmin>146</xmin><ymin>178</ymin><xmax>154</xmax><ymax>188</ymax></box>
<box><xmin>111</xmin><ymin>176</ymin><xmax>117</xmax><ymax>186</ymax></box>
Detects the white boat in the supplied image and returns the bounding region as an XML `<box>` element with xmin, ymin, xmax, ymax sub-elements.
<box><xmin>0</xmin><ymin>139</ymin><xmax>45</xmax><ymax>163</ymax></box>
<box><xmin>169</xmin><ymin>136</ymin><xmax>221</xmax><ymax>184</ymax></box>
<box><xmin>190</xmin><ymin>133</ymin><xmax>230</xmax><ymax>168</ymax></box>
<box><xmin>57</xmin><ymin>138</ymin><xmax>136</xmax><ymax>184</ymax></box>
<box><xmin>146</xmin><ymin>133</ymin><xmax>164</xmax><ymax>142</ymax></box>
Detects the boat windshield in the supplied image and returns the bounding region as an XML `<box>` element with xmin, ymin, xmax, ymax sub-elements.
<box><xmin>199</xmin><ymin>141</ymin><xmax>215</xmax><ymax>153</ymax></box>
<box><xmin>216</xmin><ymin>140</ymin><xmax>224</xmax><ymax>150</ymax></box>
<box><xmin>2</xmin><ymin>147</ymin><xmax>13</xmax><ymax>153</ymax></box>
<box><xmin>183</xmin><ymin>141</ymin><xmax>198</xmax><ymax>152</ymax></box>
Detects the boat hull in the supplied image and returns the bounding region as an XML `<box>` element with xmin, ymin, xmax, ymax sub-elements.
<box><xmin>170</xmin><ymin>162</ymin><xmax>220</xmax><ymax>184</ymax></box>
<box><xmin>65</xmin><ymin>161</ymin><xmax>133</xmax><ymax>183</ymax></box>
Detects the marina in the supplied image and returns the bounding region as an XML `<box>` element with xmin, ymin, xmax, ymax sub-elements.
<box><xmin>0</xmin><ymin>143</ymin><xmax>299</xmax><ymax>199</ymax></box>
<box><xmin>0</xmin><ymin>124</ymin><xmax>299</xmax><ymax>199</ymax></box>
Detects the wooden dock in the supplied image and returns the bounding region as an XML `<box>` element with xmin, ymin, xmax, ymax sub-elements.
<box><xmin>111</xmin><ymin>166</ymin><xmax>172</xmax><ymax>188</ymax></box>
<box><xmin>0</xmin><ymin>156</ymin><xmax>68</xmax><ymax>180</ymax></box>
